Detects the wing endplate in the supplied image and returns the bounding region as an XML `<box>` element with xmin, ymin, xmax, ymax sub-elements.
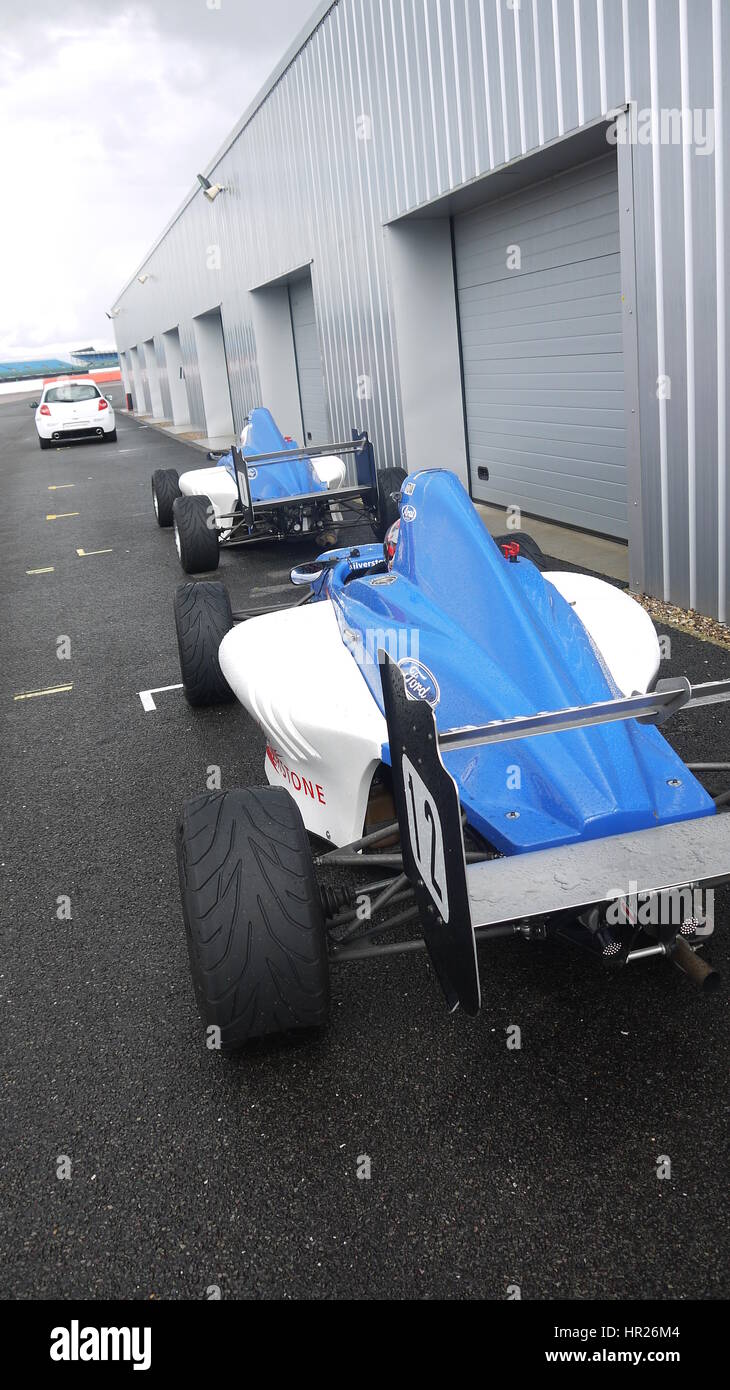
<box><xmin>380</xmin><ymin>652</ymin><xmax>480</xmax><ymax>1015</ymax></box>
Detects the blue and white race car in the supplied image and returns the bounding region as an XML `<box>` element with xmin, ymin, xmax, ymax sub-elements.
<box><xmin>151</xmin><ymin>407</ymin><xmax>404</xmax><ymax>574</ymax></box>
<box><xmin>173</xmin><ymin>469</ymin><xmax>729</xmax><ymax>1050</ymax></box>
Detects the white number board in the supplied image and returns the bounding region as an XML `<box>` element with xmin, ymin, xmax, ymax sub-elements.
<box><xmin>401</xmin><ymin>754</ymin><xmax>449</xmax><ymax>923</ymax></box>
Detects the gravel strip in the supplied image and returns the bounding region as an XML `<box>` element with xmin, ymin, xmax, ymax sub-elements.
<box><xmin>634</xmin><ymin>595</ymin><xmax>730</xmax><ymax>650</ymax></box>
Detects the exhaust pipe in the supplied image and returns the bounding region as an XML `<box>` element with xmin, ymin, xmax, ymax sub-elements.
<box><xmin>670</xmin><ymin>936</ymin><xmax>721</xmax><ymax>993</ymax></box>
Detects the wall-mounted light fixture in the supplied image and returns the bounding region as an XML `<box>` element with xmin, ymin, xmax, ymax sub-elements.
<box><xmin>197</xmin><ymin>173</ymin><xmax>227</xmax><ymax>203</ymax></box>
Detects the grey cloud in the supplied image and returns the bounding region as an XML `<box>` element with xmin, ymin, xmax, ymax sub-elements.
<box><xmin>0</xmin><ymin>0</ymin><xmax>319</xmax><ymax>356</ymax></box>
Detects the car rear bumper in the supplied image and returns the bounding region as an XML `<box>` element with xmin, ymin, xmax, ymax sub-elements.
<box><xmin>37</xmin><ymin>419</ymin><xmax>115</xmax><ymax>441</ymax></box>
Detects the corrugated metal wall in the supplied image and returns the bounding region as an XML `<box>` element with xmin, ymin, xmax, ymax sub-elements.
<box><xmin>114</xmin><ymin>0</ymin><xmax>729</xmax><ymax>622</ymax></box>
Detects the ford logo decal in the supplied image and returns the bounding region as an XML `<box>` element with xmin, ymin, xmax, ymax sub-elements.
<box><xmin>401</xmin><ymin>504</ymin><xmax>417</xmax><ymax>522</ymax></box>
<box><xmin>247</xmin><ymin>467</ymin><xmax>258</xmax><ymax>480</ymax></box>
<box><xmin>397</xmin><ymin>658</ymin><xmax>440</xmax><ymax>708</ymax></box>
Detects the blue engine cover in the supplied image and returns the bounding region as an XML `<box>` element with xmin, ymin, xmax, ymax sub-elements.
<box><xmin>217</xmin><ymin>407</ymin><xmax>327</xmax><ymax>501</ymax></box>
<box><xmin>320</xmin><ymin>469</ymin><xmax>715</xmax><ymax>855</ymax></box>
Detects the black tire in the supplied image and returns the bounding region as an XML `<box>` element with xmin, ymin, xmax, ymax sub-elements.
<box><xmin>151</xmin><ymin>468</ymin><xmax>181</xmax><ymax>527</ymax></box>
<box><xmin>105</xmin><ymin>428</ymin><xmax>118</xmax><ymax>443</ymax></box>
<box><xmin>172</xmin><ymin>494</ymin><xmax>220</xmax><ymax>573</ymax></box>
<box><xmin>39</xmin><ymin>436</ymin><xmax>50</xmax><ymax>450</ymax></box>
<box><xmin>177</xmin><ymin>788</ymin><xmax>330</xmax><ymax>1050</ymax></box>
<box><xmin>373</xmin><ymin>466</ymin><xmax>408</xmax><ymax>540</ymax></box>
<box><xmin>493</xmin><ymin>531</ymin><xmax>547</xmax><ymax>571</ymax></box>
<box><xmin>174</xmin><ymin>580</ymin><xmax>235</xmax><ymax>707</ymax></box>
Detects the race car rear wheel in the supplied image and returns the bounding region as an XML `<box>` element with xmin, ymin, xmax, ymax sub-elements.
<box><xmin>151</xmin><ymin>468</ymin><xmax>181</xmax><ymax>527</ymax></box>
<box><xmin>374</xmin><ymin>466</ymin><xmax>407</xmax><ymax>540</ymax></box>
<box><xmin>174</xmin><ymin>580</ymin><xmax>235</xmax><ymax>707</ymax></box>
<box><xmin>177</xmin><ymin>788</ymin><xmax>330</xmax><ymax>1051</ymax></box>
<box><xmin>172</xmin><ymin>494</ymin><xmax>220</xmax><ymax>573</ymax></box>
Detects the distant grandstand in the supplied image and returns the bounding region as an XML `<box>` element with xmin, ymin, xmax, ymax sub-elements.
<box><xmin>70</xmin><ymin>347</ymin><xmax>120</xmax><ymax>370</ymax></box>
<box><xmin>0</xmin><ymin>357</ymin><xmax>82</xmax><ymax>383</ymax></box>
<box><xmin>0</xmin><ymin>346</ymin><xmax>119</xmax><ymax>383</ymax></box>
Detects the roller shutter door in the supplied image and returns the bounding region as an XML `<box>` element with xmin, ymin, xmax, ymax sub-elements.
<box><xmin>289</xmin><ymin>273</ymin><xmax>330</xmax><ymax>446</ymax></box>
<box><xmin>454</xmin><ymin>153</ymin><xmax>627</xmax><ymax>538</ymax></box>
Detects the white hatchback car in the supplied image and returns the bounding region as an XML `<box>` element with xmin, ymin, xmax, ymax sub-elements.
<box><xmin>33</xmin><ymin>379</ymin><xmax>117</xmax><ymax>449</ymax></box>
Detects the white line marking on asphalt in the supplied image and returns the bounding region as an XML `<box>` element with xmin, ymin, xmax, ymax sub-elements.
<box><xmin>26</xmin><ymin>566</ymin><xmax>55</xmax><ymax>575</ymax></box>
<box><xmin>139</xmin><ymin>684</ymin><xmax>183</xmax><ymax>712</ymax></box>
<box><xmin>77</xmin><ymin>547</ymin><xmax>113</xmax><ymax>557</ymax></box>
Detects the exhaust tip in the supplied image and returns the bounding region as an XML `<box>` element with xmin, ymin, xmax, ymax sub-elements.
<box><xmin>671</xmin><ymin>936</ymin><xmax>721</xmax><ymax>993</ymax></box>
<box><xmin>699</xmin><ymin>966</ymin><xmax>722</xmax><ymax>996</ymax></box>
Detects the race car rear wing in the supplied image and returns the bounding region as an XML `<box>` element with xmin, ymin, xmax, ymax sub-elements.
<box><xmin>379</xmin><ymin>653</ymin><xmax>730</xmax><ymax>1016</ymax></box>
<box><xmin>230</xmin><ymin>430</ymin><xmax>377</xmax><ymax>528</ymax></box>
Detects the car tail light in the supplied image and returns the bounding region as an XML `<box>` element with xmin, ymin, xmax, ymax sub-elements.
<box><xmin>39</xmin><ymin>404</ymin><xmax>51</xmax><ymax>416</ymax></box>
<box><xmin>98</xmin><ymin>399</ymin><xmax>109</xmax><ymax>411</ymax></box>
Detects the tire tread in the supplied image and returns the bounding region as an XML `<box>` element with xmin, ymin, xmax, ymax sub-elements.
<box><xmin>174</xmin><ymin>581</ymin><xmax>235</xmax><ymax>706</ymax></box>
<box><xmin>172</xmin><ymin>495</ymin><xmax>219</xmax><ymax>573</ymax></box>
<box><xmin>151</xmin><ymin>468</ymin><xmax>181</xmax><ymax>526</ymax></box>
<box><xmin>177</xmin><ymin>788</ymin><xmax>329</xmax><ymax>1048</ymax></box>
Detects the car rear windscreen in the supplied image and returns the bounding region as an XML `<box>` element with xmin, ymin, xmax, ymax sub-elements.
<box><xmin>45</xmin><ymin>384</ymin><xmax>100</xmax><ymax>403</ymax></box>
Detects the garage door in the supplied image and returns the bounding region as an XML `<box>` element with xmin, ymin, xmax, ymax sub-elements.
<box><xmin>288</xmin><ymin>273</ymin><xmax>330</xmax><ymax>446</ymax></box>
<box><xmin>454</xmin><ymin>153</ymin><xmax>627</xmax><ymax>538</ymax></box>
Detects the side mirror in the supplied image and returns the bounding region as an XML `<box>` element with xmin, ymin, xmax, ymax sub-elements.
<box><xmin>290</xmin><ymin>561</ymin><xmax>325</xmax><ymax>587</ymax></box>
<box><xmin>29</xmin><ymin>401</ymin><xmax>39</xmax><ymax>408</ymax></box>
<box><xmin>105</xmin><ymin>394</ymin><xmax>113</xmax><ymax>403</ymax></box>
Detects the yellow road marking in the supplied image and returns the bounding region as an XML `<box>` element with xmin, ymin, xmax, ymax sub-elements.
<box><xmin>26</xmin><ymin>566</ymin><xmax>55</xmax><ymax>575</ymax></box>
<box><xmin>46</xmin><ymin>512</ymin><xmax>80</xmax><ymax>521</ymax></box>
<box><xmin>76</xmin><ymin>547</ymin><xmax>113</xmax><ymax>557</ymax></box>
<box><xmin>48</xmin><ymin>484</ymin><xmax>75</xmax><ymax>491</ymax></box>
<box><xmin>13</xmin><ymin>684</ymin><xmax>73</xmax><ymax>702</ymax></box>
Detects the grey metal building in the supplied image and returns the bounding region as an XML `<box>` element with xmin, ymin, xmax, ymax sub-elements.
<box><xmin>113</xmin><ymin>0</ymin><xmax>728</xmax><ymax>621</ymax></box>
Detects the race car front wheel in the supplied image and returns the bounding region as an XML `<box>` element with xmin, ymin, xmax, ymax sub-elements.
<box><xmin>172</xmin><ymin>494</ymin><xmax>220</xmax><ymax>573</ymax></box>
<box><xmin>151</xmin><ymin>469</ymin><xmax>181</xmax><ymax>527</ymax></box>
<box><xmin>374</xmin><ymin>466</ymin><xmax>407</xmax><ymax>540</ymax></box>
<box><xmin>177</xmin><ymin>788</ymin><xmax>330</xmax><ymax>1051</ymax></box>
<box><xmin>174</xmin><ymin>580</ymin><xmax>235</xmax><ymax>707</ymax></box>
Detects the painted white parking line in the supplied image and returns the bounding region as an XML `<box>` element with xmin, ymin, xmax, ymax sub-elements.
<box><xmin>77</xmin><ymin>547</ymin><xmax>113</xmax><ymax>558</ymax></box>
<box><xmin>139</xmin><ymin>684</ymin><xmax>183</xmax><ymax>712</ymax></box>
<box><xmin>26</xmin><ymin>566</ymin><xmax>55</xmax><ymax>575</ymax></box>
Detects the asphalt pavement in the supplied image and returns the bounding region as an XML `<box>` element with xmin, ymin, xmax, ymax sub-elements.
<box><xmin>1</xmin><ymin>389</ymin><xmax>728</xmax><ymax>1300</ymax></box>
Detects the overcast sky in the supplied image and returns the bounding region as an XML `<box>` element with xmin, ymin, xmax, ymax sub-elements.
<box><xmin>0</xmin><ymin>0</ymin><xmax>317</xmax><ymax>360</ymax></box>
